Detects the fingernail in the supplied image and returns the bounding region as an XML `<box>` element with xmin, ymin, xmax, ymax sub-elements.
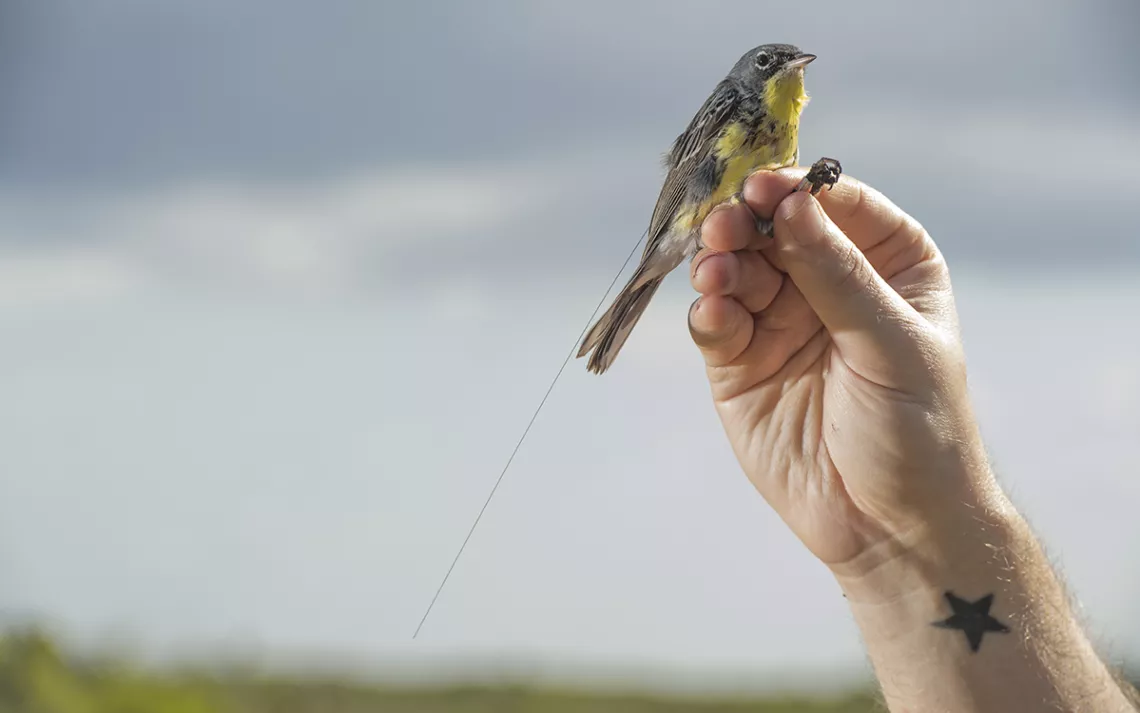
<box><xmin>704</xmin><ymin>202</ymin><xmax>731</xmax><ymax>224</ymax></box>
<box><xmin>701</xmin><ymin>202</ymin><xmax>735</xmax><ymax>243</ymax></box>
<box><xmin>688</xmin><ymin>297</ymin><xmax>702</xmax><ymax>325</ymax></box>
<box><xmin>692</xmin><ymin>252</ymin><xmax>715</xmax><ymax>280</ymax></box>
<box><xmin>780</xmin><ymin>193</ymin><xmax>825</xmax><ymax>246</ymax></box>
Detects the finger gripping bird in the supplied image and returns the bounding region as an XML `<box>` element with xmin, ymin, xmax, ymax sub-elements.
<box><xmin>577</xmin><ymin>43</ymin><xmax>841</xmax><ymax>374</ymax></box>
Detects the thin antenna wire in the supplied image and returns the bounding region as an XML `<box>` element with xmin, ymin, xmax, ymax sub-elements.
<box><xmin>412</xmin><ymin>234</ymin><xmax>646</xmax><ymax>639</ymax></box>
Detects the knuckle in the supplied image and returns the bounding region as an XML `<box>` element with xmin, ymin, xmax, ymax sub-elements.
<box><xmin>908</xmin><ymin>216</ymin><xmax>927</xmax><ymax>239</ymax></box>
<box><xmin>908</xmin><ymin>322</ymin><xmax>967</xmax><ymax>388</ymax></box>
<box><xmin>833</xmin><ymin>241</ymin><xmax>871</xmax><ymax>295</ymax></box>
<box><xmin>837</xmin><ymin>177</ymin><xmax>866</xmax><ymax>225</ymax></box>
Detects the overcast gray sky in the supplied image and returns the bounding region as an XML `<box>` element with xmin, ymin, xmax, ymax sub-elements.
<box><xmin>0</xmin><ymin>0</ymin><xmax>1138</xmax><ymax>692</ymax></box>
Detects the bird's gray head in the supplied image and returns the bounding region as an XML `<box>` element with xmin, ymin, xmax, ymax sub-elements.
<box><xmin>729</xmin><ymin>43</ymin><xmax>816</xmax><ymax>89</ymax></box>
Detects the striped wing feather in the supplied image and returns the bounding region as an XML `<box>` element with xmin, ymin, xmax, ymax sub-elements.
<box><xmin>642</xmin><ymin>81</ymin><xmax>741</xmax><ymax>260</ymax></box>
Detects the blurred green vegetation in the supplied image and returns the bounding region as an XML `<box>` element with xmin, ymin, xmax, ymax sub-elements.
<box><xmin>0</xmin><ymin>628</ymin><xmax>884</xmax><ymax>713</ymax></box>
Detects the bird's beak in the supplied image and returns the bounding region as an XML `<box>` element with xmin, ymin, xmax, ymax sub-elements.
<box><xmin>784</xmin><ymin>53</ymin><xmax>816</xmax><ymax>70</ymax></box>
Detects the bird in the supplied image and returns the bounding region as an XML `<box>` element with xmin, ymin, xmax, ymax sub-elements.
<box><xmin>577</xmin><ymin>43</ymin><xmax>835</xmax><ymax>374</ymax></box>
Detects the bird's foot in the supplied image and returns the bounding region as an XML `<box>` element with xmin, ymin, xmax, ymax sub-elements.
<box><xmin>794</xmin><ymin>157</ymin><xmax>842</xmax><ymax>195</ymax></box>
<box><xmin>733</xmin><ymin>159</ymin><xmax>844</xmax><ymax>239</ymax></box>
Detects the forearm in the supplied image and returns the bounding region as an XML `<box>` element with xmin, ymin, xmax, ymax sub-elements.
<box><xmin>832</xmin><ymin>477</ymin><xmax>1136</xmax><ymax>713</ymax></box>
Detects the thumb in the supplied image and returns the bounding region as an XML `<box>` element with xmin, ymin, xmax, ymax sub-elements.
<box><xmin>772</xmin><ymin>191</ymin><xmax>923</xmax><ymax>366</ymax></box>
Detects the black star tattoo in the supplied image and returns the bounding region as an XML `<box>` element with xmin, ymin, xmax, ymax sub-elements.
<box><xmin>932</xmin><ymin>591</ymin><xmax>1010</xmax><ymax>653</ymax></box>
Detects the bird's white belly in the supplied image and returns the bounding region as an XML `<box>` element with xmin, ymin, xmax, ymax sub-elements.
<box><xmin>659</xmin><ymin>228</ymin><xmax>700</xmax><ymax>260</ymax></box>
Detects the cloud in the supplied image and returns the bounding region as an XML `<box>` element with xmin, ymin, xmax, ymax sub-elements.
<box><xmin>0</xmin><ymin>249</ymin><xmax>144</xmax><ymax>308</ymax></box>
<box><xmin>0</xmin><ymin>133</ymin><xmax>661</xmax><ymax>301</ymax></box>
<box><xmin>811</xmin><ymin>107</ymin><xmax>1140</xmax><ymax>197</ymax></box>
<box><xmin>0</xmin><ymin>160</ymin><xmax>572</xmax><ymax>300</ymax></box>
<box><xmin>2</xmin><ymin>0</ymin><xmax>1134</xmax><ymax>187</ymax></box>
<box><xmin>1</xmin><ymin>101</ymin><xmax>1137</xmax><ymax>309</ymax></box>
<box><xmin>101</xmin><ymin>166</ymin><xmax>552</xmax><ymax>291</ymax></box>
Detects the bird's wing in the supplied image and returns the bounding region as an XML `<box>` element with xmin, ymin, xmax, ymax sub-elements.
<box><xmin>642</xmin><ymin>80</ymin><xmax>741</xmax><ymax>259</ymax></box>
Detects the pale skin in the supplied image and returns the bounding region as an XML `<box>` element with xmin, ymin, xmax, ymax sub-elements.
<box><xmin>688</xmin><ymin>168</ymin><xmax>1138</xmax><ymax>712</ymax></box>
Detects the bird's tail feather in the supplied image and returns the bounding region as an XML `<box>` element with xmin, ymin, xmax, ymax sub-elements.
<box><xmin>577</xmin><ymin>275</ymin><xmax>664</xmax><ymax>374</ymax></box>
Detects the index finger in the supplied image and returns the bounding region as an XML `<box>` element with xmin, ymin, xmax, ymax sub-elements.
<box><xmin>741</xmin><ymin>168</ymin><xmax>918</xmax><ymax>254</ymax></box>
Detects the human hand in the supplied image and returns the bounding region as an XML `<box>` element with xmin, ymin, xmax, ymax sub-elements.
<box><xmin>689</xmin><ymin>169</ymin><xmax>997</xmax><ymax>574</ymax></box>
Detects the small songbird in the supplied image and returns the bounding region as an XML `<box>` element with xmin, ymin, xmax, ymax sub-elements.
<box><xmin>578</xmin><ymin>43</ymin><xmax>832</xmax><ymax>374</ymax></box>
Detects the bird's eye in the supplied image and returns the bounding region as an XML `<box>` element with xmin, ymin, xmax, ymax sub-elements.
<box><xmin>755</xmin><ymin>52</ymin><xmax>771</xmax><ymax>68</ymax></box>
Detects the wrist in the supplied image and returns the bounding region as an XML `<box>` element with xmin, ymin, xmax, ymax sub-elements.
<box><xmin>830</xmin><ymin>473</ymin><xmax>1026</xmax><ymax>609</ymax></box>
<box><xmin>827</xmin><ymin>473</ymin><xmax>1135</xmax><ymax>712</ymax></box>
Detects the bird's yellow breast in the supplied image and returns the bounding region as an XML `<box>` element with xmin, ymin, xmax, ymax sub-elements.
<box><xmin>671</xmin><ymin>122</ymin><xmax>799</xmax><ymax>233</ymax></box>
<box><xmin>668</xmin><ymin>71</ymin><xmax>809</xmax><ymax>236</ymax></box>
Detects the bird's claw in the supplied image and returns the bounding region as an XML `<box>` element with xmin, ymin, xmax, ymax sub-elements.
<box><xmin>724</xmin><ymin>190</ymin><xmax>775</xmax><ymax>239</ymax></box>
<box><xmin>729</xmin><ymin>159</ymin><xmax>842</xmax><ymax>238</ymax></box>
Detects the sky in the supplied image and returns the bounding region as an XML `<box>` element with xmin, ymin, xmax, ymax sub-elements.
<box><xmin>0</xmin><ymin>0</ymin><xmax>1139</xmax><ymax>694</ymax></box>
